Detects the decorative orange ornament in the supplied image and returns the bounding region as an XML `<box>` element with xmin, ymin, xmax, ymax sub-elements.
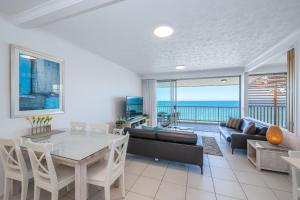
<box><xmin>266</xmin><ymin>125</ymin><xmax>283</xmax><ymax>145</ymax></box>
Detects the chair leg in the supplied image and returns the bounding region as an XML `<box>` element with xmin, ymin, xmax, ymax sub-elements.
<box><xmin>21</xmin><ymin>181</ymin><xmax>28</xmax><ymax>200</ymax></box>
<box><xmin>34</xmin><ymin>185</ymin><xmax>41</xmax><ymax>200</ymax></box>
<box><xmin>67</xmin><ymin>184</ymin><xmax>71</xmax><ymax>192</ymax></box>
<box><xmin>104</xmin><ymin>185</ymin><xmax>111</xmax><ymax>200</ymax></box>
<box><xmin>119</xmin><ymin>173</ymin><xmax>125</xmax><ymax>198</ymax></box>
<box><xmin>3</xmin><ymin>177</ymin><xmax>11</xmax><ymax>200</ymax></box>
<box><xmin>9</xmin><ymin>179</ymin><xmax>14</xmax><ymax>195</ymax></box>
<box><xmin>51</xmin><ymin>191</ymin><xmax>59</xmax><ymax>200</ymax></box>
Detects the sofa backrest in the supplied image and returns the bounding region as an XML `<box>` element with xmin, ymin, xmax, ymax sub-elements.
<box><xmin>241</xmin><ymin>118</ymin><xmax>269</xmax><ymax>132</ymax></box>
<box><xmin>124</xmin><ymin>127</ymin><xmax>156</xmax><ymax>139</ymax></box>
<box><xmin>156</xmin><ymin>131</ymin><xmax>197</xmax><ymax>145</ymax></box>
<box><xmin>124</xmin><ymin>127</ymin><xmax>198</xmax><ymax>145</ymax></box>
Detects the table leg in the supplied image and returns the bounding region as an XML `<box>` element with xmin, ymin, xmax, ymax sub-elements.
<box><xmin>75</xmin><ymin>160</ymin><xmax>87</xmax><ymax>200</ymax></box>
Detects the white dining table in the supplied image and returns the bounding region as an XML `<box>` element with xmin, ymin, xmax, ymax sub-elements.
<box><xmin>21</xmin><ymin>130</ymin><xmax>123</xmax><ymax>200</ymax></box>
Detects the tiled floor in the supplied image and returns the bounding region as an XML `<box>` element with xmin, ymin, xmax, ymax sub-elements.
<box><xmin>2</xmin><ymin>131</ymin><xmax>292</xmax><ymax>200</ymax></box>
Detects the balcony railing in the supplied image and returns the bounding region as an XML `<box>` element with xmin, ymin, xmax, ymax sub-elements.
<box><xmin>157</xmin><ymin>105</ymin><xmax>240</xmax><ymax>123</ymax></box>
<box><xmin>157</xmin><ymin>105</ymin><xmax>287</xmax><ymax>127</ymax></box>
<box><xmin>248</xmin><ymin>105</ymin><xmax>287</xmax><ymax>128</ymax></box>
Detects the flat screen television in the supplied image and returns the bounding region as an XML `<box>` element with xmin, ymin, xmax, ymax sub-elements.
<box><xmin>126</xmin><ymin>96</ymin><xmax>143</xmax><ymax>120</ymax></box>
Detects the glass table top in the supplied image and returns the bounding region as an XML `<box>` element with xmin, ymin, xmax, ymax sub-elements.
<box><xmin>21</xmin><ymin>130</ymin><xmax>123</xmax><ymax>161</ymax></box>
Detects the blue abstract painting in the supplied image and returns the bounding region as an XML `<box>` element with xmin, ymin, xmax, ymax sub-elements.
<box><xmin>19</xmin><ymin>53</ymin><xmax>61</xmax><ymax>111</ymax></box>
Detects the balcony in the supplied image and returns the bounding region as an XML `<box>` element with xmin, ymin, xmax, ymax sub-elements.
<box><xmin>248</xmin><ymin>105</ymin><xmax>287</xmax><ymax>128</ymax></box>
<box><xmin>157</xmin><ymin>105</ymin><xmax>240</xmax><ymax>123</ymax></box>
<box><xmin>157</xmin><ymin>105</ymin><xmax>287</xmax><ymax>128</ymax></box>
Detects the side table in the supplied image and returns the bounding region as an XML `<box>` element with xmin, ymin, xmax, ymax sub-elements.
<box><xmin>247</xmin><ymin>140</ymin><xmax>290</xmax><ymax>173</ymax></box>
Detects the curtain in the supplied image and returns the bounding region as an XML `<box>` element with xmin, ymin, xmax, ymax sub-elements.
<box><xmin>287</xmin><ymin>48</ymin><xmax>295</xmax><ymax>132</ymax></box>
<box><xmin>142</xmin><ymin>79</ymin><xmax>157</xmax><ymax>127</ymax></box>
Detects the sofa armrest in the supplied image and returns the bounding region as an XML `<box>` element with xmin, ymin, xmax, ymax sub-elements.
<box><xmin>219</xmin><ymin>122</ymin><xmax>226</xmax><ymax>127</ymax></box>
<box><xmin>231</xmin><ymin>133</ymin><xmax>266</xmax><ymax>150</ymax></box>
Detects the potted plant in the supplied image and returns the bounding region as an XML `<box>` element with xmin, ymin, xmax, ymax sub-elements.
<box><xmin>143</xmin><ymin>114</ymin><xmax>149</xmax><ymax>119</ymax></box>
<box><xmin>115</xmin><ymin>120</ymin><xmax>127</xmax><ymax>129</ymax></box>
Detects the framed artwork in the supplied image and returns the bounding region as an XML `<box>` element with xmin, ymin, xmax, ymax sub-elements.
<box><xmin>10</xmin><ymin>45</ymin><xmax>65</xmax><ymax>118</ymax></box>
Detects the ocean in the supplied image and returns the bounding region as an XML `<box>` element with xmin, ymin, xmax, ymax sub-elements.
<box><xmin>157</xmin><ymin>100</ymin><xmax>240</xmax><ymax>122</ymax></box>
<box><xmin>157</xmin><ymin>100</ymin><xmax>240</xmax><ymax>107</ymax></box>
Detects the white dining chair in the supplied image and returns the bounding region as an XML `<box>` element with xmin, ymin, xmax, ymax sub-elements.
<box><xmin>288</xmin><ymin>151</ymin><xmax>300</xmax><ymax>200</ymax></box>
<box><xmin>27</xmin><ymin>141</ymin><xmax>75</xmax><ymax>200</ymax></box>
<box><xmin>90</xmin><ymin>123</ymin><xmax>109</xmax><ymax>134</ymax></box>
<box><xmin>87</xmin><ymin>134</ymin><xmax>129</xmax><ymax>200</ymax></box>
<box><xmin>0</xmin><ymin>138</ymin><xmax>33</xmax><ymax>200</ymax></box>
<box><xmin>70</xmin><ymin>121</ymin><xmax>87</xmax><ymax>131</ymax></box>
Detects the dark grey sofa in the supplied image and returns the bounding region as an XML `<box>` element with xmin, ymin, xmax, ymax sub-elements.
<box><xmin>124</xmin><ymin>127</ymin><xmax>203</xmax><ymax>173</ymax></box>
<box><xmin>219</xmin><ymin>118</ymin><xmax>268</xmax><ymax>154</ymax></box>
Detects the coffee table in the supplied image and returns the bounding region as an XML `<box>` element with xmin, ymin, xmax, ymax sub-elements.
<box><xmin>166</xmin><ymin>126</ymin><xmax>194</xmax><ymax>133</ymax></box>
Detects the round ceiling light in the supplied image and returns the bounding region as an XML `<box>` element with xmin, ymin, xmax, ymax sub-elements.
<box><xmin>176</xmin><ymin>65</ymin><xmax>185</xmax><ymax>70</ymax></box>
<box><xmin>154</xmin><ymin>26</ymin><xmax>174</xmax><ymax>38</ymax></box>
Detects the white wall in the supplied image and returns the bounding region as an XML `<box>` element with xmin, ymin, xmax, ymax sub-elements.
<box><xmin>246</xmin><ymin>29</ymin><xmax>300</xmax><ymax>150</ymax></box>
<box><xmin>0</xmin><ymin>18</ymin><xmax>141</xmax><ymax>195</ymax></box>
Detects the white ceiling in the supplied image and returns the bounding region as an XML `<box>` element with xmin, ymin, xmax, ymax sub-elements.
<box><xmin>2</xmin><ymin>0</ymin><xmax>300</xmax><ymax>75</ymax></box>
<box><xmin>0</xmin><ymin>0</ymin><xmax>50</xmax><ymax>16</ymax></box>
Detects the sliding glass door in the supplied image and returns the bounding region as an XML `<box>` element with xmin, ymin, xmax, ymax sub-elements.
<box><xmin>176</xmin><ymin>78</ymin><xmax>240</xmax><ymax>123</ymax></box>
<box><xmin>157</xmin><ymin>77</ymin><xmax>241</xmax><ymax>126</ymax></box>
<box><xmin>157</xmin><ymin>80</ymin><xmax>177</xmax><ymax>126</ymax></box>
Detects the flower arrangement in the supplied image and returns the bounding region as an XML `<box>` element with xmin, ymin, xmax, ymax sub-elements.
<box><xmin>143</xmin><ymin>113</ymin><xmax>149</xmax><ymax>119</ymax></box>
<box><xmin>115</xmin><ymin>120</ymin><xmax>127</xmax><ymax>129</ymax></box>
<box><xmin>27</xmin><ymin>115</ymin><xmax>53</xmax><ymax>135</ymax></box>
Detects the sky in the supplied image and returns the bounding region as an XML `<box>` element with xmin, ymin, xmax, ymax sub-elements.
<box><xmin>157</xmin><ymin>85</ymin><xmax>240</xmax><ymax>101</ymax></box>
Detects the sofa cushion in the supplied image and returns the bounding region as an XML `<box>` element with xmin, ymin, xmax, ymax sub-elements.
<box><xmin>156</xmin><ymin>131</ymin><xmax>197</xmax><ymax>145</ymax></box>
<box><xmin>243</xmin><ymin>122</ymin><xmax>256</xmax><ymax>135</ymax></box>
<box><xmin>232</xmin><ymin>118</ymin><xmax>243</xmax><ymax>130</ymax></box>
<box><xmin>241</xmin><ymin>119</ymin><xmax>268</xmax><ymax>132</ymax></box>
<box><xmin>125</xmin><ymin>128</ymin><xmax>156</xmax><ymax>139</ymax></box>
<box><xmin>226</xmin><ymin>118</ymin><xmax>234</xmax><ymax>128</ymax></box>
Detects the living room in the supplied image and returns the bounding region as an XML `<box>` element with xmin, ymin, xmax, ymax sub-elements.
<box><xmin>0</xmin><ymin>0</ymin><xmax>300</xmax><ymax>200</ymax></box>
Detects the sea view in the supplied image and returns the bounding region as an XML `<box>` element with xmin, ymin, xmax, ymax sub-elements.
<box><xmin>157</xmin><ymin>100</ymin><xmax>286</xmax><ymax>127</ymax></box>
<box><xmin>157</xmin><ymin>100</ymin><xmax>240</xmax><ymax>122</ymax></box>
<box><xmin>157</xmin><ymin>100</ymin><xmax>240</xmax><ymax>107</ymax></box>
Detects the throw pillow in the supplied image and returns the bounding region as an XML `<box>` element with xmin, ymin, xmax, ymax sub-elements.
<box><xmin>258</xmin><ymin>127</ymin><xmax>268</xmax><ymax>136</ymax></box>
<box><xmin>243</xmin><ymin>123</ymin><xmax>256</xmax><ymax>135</ymax></box>
<box><xmin>226</xmin><ymin>118</ymin><xmax>234</xmax><ymax>128</ymax></box>
<box><xmin>233</xmin><ymin>118</ymin><xmax>243</xmax><ymax>130</ymax></box>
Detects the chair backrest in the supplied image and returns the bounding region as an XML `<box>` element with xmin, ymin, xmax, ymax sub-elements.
<box><xmin>27</xmin><ymin>141</ymin><xmax>58</xmax><ymax>187</ymax></box>
<box><xmin>106</xmin><ymin>134</ymin><xmax>129</xmax><ymax>180</ymax></box>
<box><xmin>70</xmin><ymin>121</ymin><xmax>87</xmax><ymax>131</ymax></box>
<box><xmin>0</xmin><ymin>138</ymin><xmax>28</xmax><ymax>177</ymax></box>
<box><xmin>90</xmin><ymin>123</ymin><xmax>109</xmax><ymax>134</ymax></box>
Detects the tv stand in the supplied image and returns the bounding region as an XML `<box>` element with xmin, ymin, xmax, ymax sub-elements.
<box><xmin>127</xmin><ymin>117</ymin><xmax>149</xmax><ymax>128</ymax></box>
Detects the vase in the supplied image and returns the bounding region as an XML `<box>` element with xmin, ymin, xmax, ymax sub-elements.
<box><xmin>266</xmin><ymin>125</ymin><xmax>283</xmax><ymax>145</ymax></box>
